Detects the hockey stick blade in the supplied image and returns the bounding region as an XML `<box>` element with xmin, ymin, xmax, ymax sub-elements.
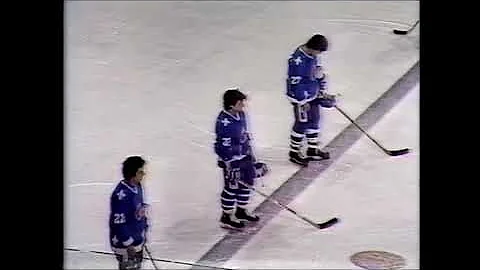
<box><xmin>238</xmin><ymin>180</ymin><xmax>339</xmax><ymax>231</ymax></box>
<box><xmin>393</xmin><ymin>20</ymin><xmax>419</xmax><ymax>35</ymax></box>
<box><xmin>316</xmin><ymin>217</ymin><xmax>339</xmax><ymax>229</ymax></box>
<box><xmin>334</xmin><ymin>105</ymin><xmax>410</xmax><ymax>157</ymax></box>
<box><xmin>393</xmin><ymin>29</ymin><xmax>408</xmax><ymax>35</ymax></box>
<box><xmin>387</xmin><ymin>148</ymin><xmax>410</xmax><ymax>156</ymax></box>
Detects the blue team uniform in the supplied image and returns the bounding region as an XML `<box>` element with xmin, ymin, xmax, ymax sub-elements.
<box><xmin>214</xmin><ymin>110</ymin><xmax>252</xmax><ymax>163</ymax></box>
<box><xmin>109</xmin><ymin>180</ymin><xmax>148</xmax><ymax>255</ymax></box>
<box><xmin>286</xmin><ymin>46</ymin><xmax>329</xmax><ymax>133</ymax></box>
<box><xmin>286</xmin><ymin>46</ymin><xmax>321</xmax><ymax>106</ymax></box>
<box><xmin>286</xmin><ymin>46</ymin><xmax>334</xmax><ymax>161</ymax></box>
<box><xmin>214</xmin><ymin>110</ymin><xmax>256</xmax><ymax>212</ymax></box>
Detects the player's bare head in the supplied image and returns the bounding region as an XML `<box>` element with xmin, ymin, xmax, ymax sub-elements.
<box><xmin>223</xmin><ymin>88</ymin><xmax>247</xmax><ymax>112</ymax></box>
<box><xmin>305</xmin><ymin>34</ymin><xmax>328</xmax><ymax>55</ymax></box>
<box><xmin>122</xmin><ymin>156</ymin><xmax>146</xmax><ymax>183</ymax></box>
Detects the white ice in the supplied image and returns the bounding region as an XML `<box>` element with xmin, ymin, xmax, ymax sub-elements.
<box><xmin>65</xmin><ymin>1</ymin><xmax>419</xmax><ymax>269</ymax></box>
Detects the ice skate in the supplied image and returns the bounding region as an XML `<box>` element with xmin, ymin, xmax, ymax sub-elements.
<box><xmin>220</xmin><ymin>212</ymin><xmax>245</xmax><ymax>230</ymax></box>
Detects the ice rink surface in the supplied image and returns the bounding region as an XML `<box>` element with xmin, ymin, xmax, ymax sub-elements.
<box><xmin>65</xmin><ymin>1</ymin><xmax>419</xmax><ymax>269</ymax></box>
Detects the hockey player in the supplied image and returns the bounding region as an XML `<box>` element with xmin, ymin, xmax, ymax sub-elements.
<box><xmin>109</xmin><ymin>156</ymin><xmax>150</xmax><ymax>270</ymax></box>
<box><xmin>286</xmin><ymin>34</ymin><xmax>337</xmax><ymax>166</ymax></box>
<box><xmin>214</xmin><ymin>88</ymin><xmax>269</xmax><ymax>229</ymax></box>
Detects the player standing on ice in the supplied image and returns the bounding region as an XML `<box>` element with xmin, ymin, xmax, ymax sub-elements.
<box><xmin>286</xmin><ymin>34</ymin><xmax>337</xmax><ymax>166</ymax></box>
<box><xmin>214</xmin><ymin>88</ymin><xmax>269</xmax><ymax>230</ymax></box>
<box><xmin>109</xmin><ymin>156</ymin><xmax>150</xmax><ymax>270</ymax></box>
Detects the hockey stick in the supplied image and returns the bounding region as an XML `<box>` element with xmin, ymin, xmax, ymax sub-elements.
<box><xmin>393</xmin><ymin>20</ymin><xmax>419</xmax><ymax>35</ymax></box>
<box><xmin>144</xmin><ymin>245</ymin><xmax>159</xmax><ymax>270</ymax></box>
<box><xmin>334</xmin><ymin>105</ymin><xmax>410</xmax><ymax>156</ymax></box>
<box><xmin>238</xmin><ymin>180</ymin><xmax>339</xmax><ymax>229</ymax></box>
<box><xmin>65</xmin><ymin>247</ymin><xmax>232</xmax><ymax>270</ymax></box>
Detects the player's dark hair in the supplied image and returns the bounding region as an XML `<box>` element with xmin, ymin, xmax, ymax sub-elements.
<box><xmin>305</xmin><ymin>34</ymin><xmax>328</xmax><ymax>52</ymax></box>
<box><xmin>223</xmin><ymin>88</ymin><xmax>246</xmax><ymax>110</ymax></box>
<box><xmin>122</xmin><ymin>156</ymin><xmax>146</xmax><ymax>179</ymax></box>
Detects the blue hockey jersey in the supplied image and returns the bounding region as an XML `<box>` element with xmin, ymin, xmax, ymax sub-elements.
<box><xmin>109</xmin><ymin>180</ymin><xmax>148</xmax><ymax>249</ymax></box>
<box><xmin>214</xmin><ymin>110</ymin><xmax>252</xmax><ymax>163</ymax></box>
<box><xmin>286</xmin><ymin>46</ymin><xmax>323</xmax><ymax>104</ymax></box>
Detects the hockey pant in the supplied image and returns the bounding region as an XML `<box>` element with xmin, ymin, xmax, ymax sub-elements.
<box><xmin>290</xmin><ymin>102</ymin><xmax>323</xmax><ymax>154</ymax></box>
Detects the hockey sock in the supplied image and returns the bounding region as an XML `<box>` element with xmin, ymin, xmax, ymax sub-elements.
<box><xmin>290</xmin><ymin>130</ymin><xmax>306</xmax><ymax>153</ymax></box>
<box><xmin>221</xmin><ymin>188</ymin><xmax>236</xmax><ymax>213</ymax></box>
<box><xmin>306</xmin><ymin>131</ymin><xmax>321</xmax><ymax>151</ymax></box>
<box><xmin>235</xmin><ymin>182</ymin><xmax>251</xmax><ymax>207</ymax></box>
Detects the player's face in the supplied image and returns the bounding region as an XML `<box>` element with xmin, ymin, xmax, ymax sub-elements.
<box><xmin>304</xmin><ymin>46</ymin><xmax>323</xmax><ymax>56</ymax></box>
<box><xmin>232</xmin><ymin>99</ymin><xmax>246</xmax><ymax>112</ymax></box>
<box><xmin>134</xmin><ymin>166</ymin><xmax>146</xmax><ymax>183</ymax></box>
<box><xmin>311</xmin><ymin>49</ymin><xmax>322</xmax><ymax>56</ymax></box>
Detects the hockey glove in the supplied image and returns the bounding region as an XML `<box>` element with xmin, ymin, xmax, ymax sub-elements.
<box><xmin>254</xmin><ymin>162</ymin><xmax>269</xmax><ymax>178</ymax></box>
<box><xmin>316</xmin><ymin>92</ymin><xmax>336</xmax><ymax>108</ymax></box>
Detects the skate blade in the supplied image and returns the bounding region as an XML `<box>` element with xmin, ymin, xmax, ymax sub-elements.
<box><xmin>289</xmin><ymin>157</ymin><xmax>308</xmax><ymax>166</ymax></box>
<box><xmin>235</xmin><ymin>217</ymin><xmax>260</xmax><ymax>222</ymax></box>
<box><xmin>220</xmin><ymin>223</ymin><xmax>244</xmax><ymax>231</ymax></box>
<box><xmin>307</xmin><ymin>154</ymin><xmax>330</xmax><ymax>161</ymax></box>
